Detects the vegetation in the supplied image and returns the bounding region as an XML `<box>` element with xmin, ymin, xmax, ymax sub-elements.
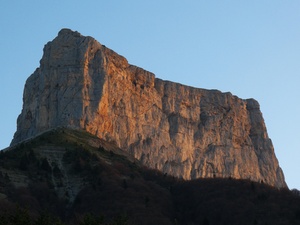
<box><xmin>0</xmin><ymin>128</ymin><xmax>300</xmax><ymax>224</ymax></box>
<box><xmin>0</xmin><ymin>208</ymin><xmax>128</xmax><ymax>225</ymax></box>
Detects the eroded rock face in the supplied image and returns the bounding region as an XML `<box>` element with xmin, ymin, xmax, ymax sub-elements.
<box><xmin>11</xmin><ymin>29</ymin><xmax>286</xmax><ymax>188</ymax></box>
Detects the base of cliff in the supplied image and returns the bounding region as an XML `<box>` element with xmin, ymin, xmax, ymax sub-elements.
<box><xmin>0</xmin><ymin>128</ymin><xmax>298</xmax><ymax>224</ymax></box>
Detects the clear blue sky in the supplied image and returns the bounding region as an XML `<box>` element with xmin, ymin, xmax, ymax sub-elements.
<box><xmin>1</xmin><ymin>1</ymin><xmax>299</xmax><ymax>189</ymax></box>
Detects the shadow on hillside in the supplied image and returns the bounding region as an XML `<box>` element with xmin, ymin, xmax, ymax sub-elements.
<box><xmin>0</xmin><ymin>129</ymin><xmax>299</xmax><ymax>225</ymax></box>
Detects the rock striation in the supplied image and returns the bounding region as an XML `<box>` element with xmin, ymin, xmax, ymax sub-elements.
<box><xmin>11</xmin><ymin>28</ymin><xmax>286</xmax><ymax>188</ymax></box>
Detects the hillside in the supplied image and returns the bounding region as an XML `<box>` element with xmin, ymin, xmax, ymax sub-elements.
<box><xmin>0</xmin><ymin>128</ymin><xmax>299</xmax><ymax>225</ymax></box>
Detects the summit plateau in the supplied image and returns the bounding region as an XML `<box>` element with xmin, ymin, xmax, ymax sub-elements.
<box><xmin>11</xmin><ymin>29</ymin><xmax>286</xmax><ymax>188</ymax></box>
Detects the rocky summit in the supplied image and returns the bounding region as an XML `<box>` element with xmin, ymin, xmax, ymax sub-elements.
<box><xmin>11</xmin><ymin>28</ymin><xmax>286</xmax><ymax>188</ymax></box>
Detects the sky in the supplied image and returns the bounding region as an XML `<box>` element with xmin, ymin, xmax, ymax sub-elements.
<box><xmin>0</xmin><ymin>1</ymin><xmax>299</xmax><ymax>189</ymax></box>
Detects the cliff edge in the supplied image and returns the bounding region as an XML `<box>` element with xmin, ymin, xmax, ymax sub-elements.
<box><xmin>11</xmin><ymin>29</ymin><xmax>286</xmax><ymax>188</ymax></box>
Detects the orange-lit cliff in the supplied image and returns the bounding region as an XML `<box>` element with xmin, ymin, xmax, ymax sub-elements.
<box><xmin>11</xmin><ymin>29</ymin><xmax>286</xmax><ymax>188</ymax></box>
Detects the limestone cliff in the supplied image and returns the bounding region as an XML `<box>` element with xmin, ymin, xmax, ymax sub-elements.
<box><xmin>11</xmin><ymin>29</ymin><xmax>286</xmax><ymax>188</ymax></box>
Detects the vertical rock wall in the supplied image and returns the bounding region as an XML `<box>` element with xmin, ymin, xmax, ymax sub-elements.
<box><xmin>11</xmin><ymin>29</ymin><xmax>286</xmax><ymax>188</ymax></box>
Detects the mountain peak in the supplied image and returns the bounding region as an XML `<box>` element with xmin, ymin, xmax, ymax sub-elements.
<box><xmin>58</xmin><ymin>28</ymin><xmax>81</xmax><ymax>36</ymax></box>
<box><xmin>11</xmin><ymin>29</ymin><xmax>286</xmax><ymax>188</ymax></box>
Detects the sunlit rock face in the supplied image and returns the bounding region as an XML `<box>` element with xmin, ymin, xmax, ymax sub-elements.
<box><xmin>11</xmin><ymin>29</ymin><xmax>286</xmax><ymax>188</ymax></box>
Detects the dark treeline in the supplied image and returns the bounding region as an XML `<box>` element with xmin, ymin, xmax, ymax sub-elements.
<box><xmin>0</xmin><ymin>130</ymin><xmax>300</xmax><ymax>225</ymax></box>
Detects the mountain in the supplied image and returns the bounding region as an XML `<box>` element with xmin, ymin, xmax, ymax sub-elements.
<box><xmin>11</xmin><ymin>28</ymin><xmax>285</xmax><ymax>188</ymax></box>
<box><xmin>1</xmin><ymin>128</ymin><xmax>300</xmax><ymax>225</ymax></box>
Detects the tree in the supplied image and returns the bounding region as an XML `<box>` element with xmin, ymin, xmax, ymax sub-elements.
<box><xmin>34</xmin><ymin>212</ymin><xmax>65</xmax><ymax>225</ymax></box>
<box><xmin>79</xmin><ymin>213</ymin><xmax>104</xmax><ymax>225</ymax></box>
<box><xmin>10</xmin><ymin>207</ymin><xmax>31</xmax><ymax>225</ymax></box>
